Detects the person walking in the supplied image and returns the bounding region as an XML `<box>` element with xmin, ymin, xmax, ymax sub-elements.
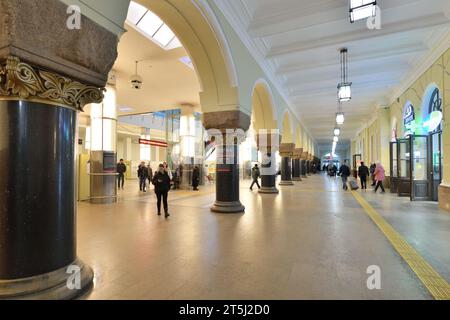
<box><xmin>338</xmin><ymin>161</ymin><xmax>351</xmax><ymax>191</ymax></box>
<box><xmin>358</xmin><ymin>161</ymin><xmax>370</xmax><ymax>190</ymax></box>
<box><xmin>370</xmin><ymin>163</ymin><xmax>377</xmax><ymax>187</ymax></box>
<box><xmin>152</xmin><ymin>164</ymin><xmax>171</xmax><ymax>218</ymax></box>
<box><xmin>192</xmin><ymin>166</ymin><xmax>200</xmax><ymax>191</ymax></box>
<box><xmin>250</xmin><ymin>164</ymin><xmax>261</xmax><ymax>191</ymax></box>
<box><xmin>374</xmin><ymin>161</ymin><xmax>386</xmax><ymax>193</ymax></box>
<box><xmin>116</xmin><ymin>159</ymin><xmax>127</xmax><ymax>190</ymax></box>
<box><xmin>137</xmin><ymin>161</ymin><xmax>149</xmax><ymax>192</ymax></box>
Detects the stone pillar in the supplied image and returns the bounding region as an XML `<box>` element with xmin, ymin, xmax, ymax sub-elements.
<box><xmin>204</xmin><ymin>111</ymin><xmax>250</xmax><ymax>213</ymax></box>
<box><xmin>301</xmin><ymin>152</ymin><xmax>308</xmax><ymax>178</ymax></box>
<box><xmin>257</xmin><ymin>131</ymin><xmax>280</xmax><ymax>194</ymax></box>
<box><xmin>0</xmin><ymin>0</ymin><xmax>118</xmax><ymax>299</ymax></box>
<box><xmin>292</xmin><ymin>148</ymin><xmax>303</xmax><ymax>181</ymax></box>
<box><xmin>279</xmin><ymin>143</ymin><xmax>295</xmax><ymax>186</ymax></box>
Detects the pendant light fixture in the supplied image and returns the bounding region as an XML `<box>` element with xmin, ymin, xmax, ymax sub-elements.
<box><xmin>334</xmin><ymin>127</ymin><xmax>341</xmax><ymax>136</ymax></box>
<box><xmin>338</xmin><ymin>48</ymin><xmax>352</xmax><ymax>102</ymax></box>
<box><xmin>336</xmin><ymin>100</ymin><xmax>345</xmax><ymax>125</ymax></box>
<box><xmin>349</xmin><ymin>0</ymin><xmax>377</xmax><ymax>23</ymax></box>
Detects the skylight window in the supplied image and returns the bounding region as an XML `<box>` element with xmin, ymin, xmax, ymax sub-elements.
<box><xmin>126</xmin><ymin>1</ymin><xmax>182</xmax><ymax>50</ymax></box>
<box><xmin>179</xmin><ymin>56</ymin><xmax>194</xmax><ymax>70</ymax></box>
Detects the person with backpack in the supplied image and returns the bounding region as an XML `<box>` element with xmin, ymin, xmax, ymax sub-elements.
<box><xmin>250</xmin><ymin>164</ymin><xmax>261</xmax><ymax>191</ymax></box>
<box><xmin>358</xmin><ymin>162</ymin><xmax>370</xmax><ymax>190</ymax></box>
<box><xmin>152</xmin><ymin>164</ymin><xmax>171</xmax><ymax>218</ymax></box>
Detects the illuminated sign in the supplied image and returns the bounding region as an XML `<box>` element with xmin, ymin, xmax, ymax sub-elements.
<box><xmin>423</xmin><ymin>88</ymin><xmax>442</xmax><ymax>133</ymax></box>
<box><xmin>139</xmin><ymin>139</ymin><xmax>168</xmax><ymax>148</ymax></box>
<box><xmin>403</xmin><ymin>103</ymin><xmax>415</xmax><ymax>136</ymax></box>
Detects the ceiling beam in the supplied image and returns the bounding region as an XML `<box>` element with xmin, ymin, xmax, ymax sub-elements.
<box><xmin>266</xmin><ymin>13</ymin><xmax>449</xmax><ymax>59</ymax></box>
<box><xmin>276</xmin><ymin>43</ymin><xmax>428</xmax><ymax>76</ymax></box>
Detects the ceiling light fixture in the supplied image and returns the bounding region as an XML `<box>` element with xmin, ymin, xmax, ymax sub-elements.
<box><xmin>334</xmin><ymin>127</ymin><xmax>341</xmax><ymax>136</ymax></box>
<box><xmin>333</xmin><ymin>136</ymin><xmax>339</xmax><ymax>143</ymax></box>
<box><xmin>338</xmin><ymin>48</ymin><xmax>352</xmax><ymax>102</ymax></box>
<box><xmin>349</xmin><ymin>0</ymin><xmax>377</xmax><ymax>23</ymax></box>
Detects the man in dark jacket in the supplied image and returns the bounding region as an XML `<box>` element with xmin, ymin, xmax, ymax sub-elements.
<box><xmin>137</xmin><ymin>162</ymin><xmax>149</xmax><ymax>192</ymax></box>
<box><xmin>117</xmin><ymin>159</ymin><xmax>127</xmax><ymax>190</ymax></box>
<box><xmin>152</xmin><ymin>164</ymin><xmax>171</xmax><ymax>218</ymax></box>
<box><xmin>250</xmin><ymin>164</ymin><xmax>261</xmax><ymax>190</ymax></box>
<box><xmin>192</xmin><ymin>166</ymin><xmax>200</xmax><ymax>191</ymax></box>
<box><xmin>338</xmin><ymin>161</ymin><xmax>351</xmax><ymax>191</ymax></box>
<box><xmin>358</xmin><ymin>162</ymin><xmax>370</xmax><ymax>190</ymax></box>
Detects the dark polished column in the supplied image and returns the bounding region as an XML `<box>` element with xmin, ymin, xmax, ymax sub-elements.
<box><xmin>0</xmin><ymin>59</ymin><xmax>105</xmax><ymax>299</ymax></box>
<box><xmin>211</xmin><ymin>140</ymin><xmax>245</xmax><ymax>213</ymax></box>
<box><xmin>292</xmin><ymin>148</ymin><xmax>302</xmax><ymax>181</ymax></box>
<box><xmin>259</xmin><ymin>152</ymin><xmax>279</xmax><ymax>194</ymax></box>
<box><xmin>301</xmin><ymin>153</ymin><xmax>307</xmax><ymax>179</ymax></box>
<box><xmin>257</xmin><ymin>131</ymin><xmax>280</xmax><ymax>194</ymax></box>
<box><xmin>204</xmin><ymin>111</ymin><xmax>250</xmax><ymax>214</ymax></box>
<box><xmin>279</xmin><ymin>143</ymin><xmax>295</xmax><ymax>186</ymax></box>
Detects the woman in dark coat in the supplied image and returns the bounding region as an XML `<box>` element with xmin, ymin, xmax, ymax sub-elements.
<box><xmin>192</xmin><ymin>166</ymin><xmax>200</xmax><ymax>191</ymax></box>
<box><xmin>152</xmin><ymin>164</ymin><xmax>171</xmax><ymax>218</ymax></box>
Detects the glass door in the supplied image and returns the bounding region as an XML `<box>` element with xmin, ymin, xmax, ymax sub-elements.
<box><xmin>429</xmin><ymin>132</ymin><xmax>442</xmax><ymax>201</ymax></box>
<box><xmin>390</xmin><ymin>141</ymin><xmax>398</xmax><ymax>193</ymax></box>
<box><xmin>411</xmin><ymin>135</ymin><xmax>431</xmax><ymax>201</ymax></box>
<box><xmin>397</xmin><ymin>138</ymin><xmax>411</xmax><ymax>197</ymax></box>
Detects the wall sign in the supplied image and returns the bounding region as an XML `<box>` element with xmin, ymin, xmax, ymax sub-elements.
<box><xmin>423</xmin><ymin>87</ymin><xmax>443</xmax><ymax>133</ymax></box>
<box><xmin>403</xmin><ymin>103</ymin><xmax>415</xmax><ymax>136</ymax></box>
<box><xmin>139</xmin><ymin>139</ymin><xmax>168</xmax><ymax>148</ymax></box>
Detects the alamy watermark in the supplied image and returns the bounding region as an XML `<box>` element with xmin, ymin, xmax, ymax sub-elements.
<box><xmin>66</xmin><ymin>5</ymin><xmax>81</xmax><ymax>30</ymax></box>
<box><xmin>366</xmin><ymin>265</ymin><xmax>381</xmax><ymax>290</ymax></box>
<box><xmin>66</xmin><ymin>264</ymin><xmax>81</xmax><ymax>290</ymax></box>
<box><xmin>366</xmin><ymin>5</ymin><xmax>382</xmax><ymax>30</ymax></box>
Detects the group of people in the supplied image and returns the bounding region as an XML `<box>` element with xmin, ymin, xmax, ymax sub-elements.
<box><xmin>336</xmin><ymin>160</ymin><xmax>386</xmax><ymax>193</ymax></box>
<box><xmin>116</xmin><ymin>160</ymin><xmax>203</xmax><ymax>219</ymax></box>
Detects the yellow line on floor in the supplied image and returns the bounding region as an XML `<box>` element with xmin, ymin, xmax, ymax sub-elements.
<box><xmin>351</xmin><ymin>191</ymin><xmax>450</xmax><ymax>300</ymax></box>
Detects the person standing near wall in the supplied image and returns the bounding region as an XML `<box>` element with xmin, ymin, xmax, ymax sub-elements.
<box><xmin>147</xmin><ymin>163</ymin><xmax>153</xmax><ymax>191</ymax></box>
<box><xmin>358</xmin><ymin>161</ymin><xmax>370</xmax><ymax>190</ymax></box>
<box><xmin>192</xmin><ymin>166</ymin><xmax>200</xmax><ymax>191</ymax></box>
<box><xmin>116</xmin><ymin>159</ymin><xmax>127</xmax><ymax>190</ymax></box>
<box><xmin>138</xmin><ymin>162</ymin><xmax>149</xmax><ymax>192</ymax></box>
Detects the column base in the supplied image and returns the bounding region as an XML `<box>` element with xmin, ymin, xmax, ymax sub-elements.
<box><xmin>259</xmin><ymin>187</ymin><xmax>280</xmax><ymax>194</ymax></box>
<box><xmin>0</xmin><ymin>259</ymin><xmax>93</xmax><ymax>300</ymax></box>
<box><xmin>292</xmin><ymin>177</ymin><xmax>302</xmax><ymax>181</ymax></box>
<box><xmin>211</xmin><ymin>201</ymin><xmax>245</xmax><ymax>214</ymax></box>
<box><xmin>279</xmin><ymin>181</ymin><xmax>294</xmax><ymax>186</ymax></box>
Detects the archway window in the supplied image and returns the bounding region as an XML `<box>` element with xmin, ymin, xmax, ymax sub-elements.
<box><xmin>126</xmin><ymin>1</ymin><xmax>182</xmax><ymax>50</ymax></box>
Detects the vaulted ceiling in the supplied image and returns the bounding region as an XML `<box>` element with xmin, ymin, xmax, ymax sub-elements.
<box><xmin>213</xmin><ymin>0</ymin><xmax>450</xmax><ymax>151</ymax></box>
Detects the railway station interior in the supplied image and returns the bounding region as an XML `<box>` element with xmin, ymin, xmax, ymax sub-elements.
<box><xmin>0</xmin><ymin>0</ymin><xmax>450</xmax><ymax>301</ymax></box>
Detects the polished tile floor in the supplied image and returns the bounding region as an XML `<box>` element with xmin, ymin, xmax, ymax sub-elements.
<box><xmin>78</xmin><ymin>174</ymin><xmax>450</xmax><ymax>300</ymax></box>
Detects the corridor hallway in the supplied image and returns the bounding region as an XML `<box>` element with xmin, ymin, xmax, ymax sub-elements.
<box><xmin>79</xmin><ymin>175</ymin><xmax>450</xmax><ymax>300</ymax></box>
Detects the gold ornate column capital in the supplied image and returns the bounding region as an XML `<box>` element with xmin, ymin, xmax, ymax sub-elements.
<box><xmin>279</xmin><ymin>143</ymin><xmax>295</xmax><ymax>157</ymax></box>
<box><xmin>293</xmin><ymin>148</ymin><xmax>303</xmax><ymax>159</ymax></box>
<box><xmin>0</xmin><ymin>56</ymin><xmax>104</xmax><ymax>111</ymax></box>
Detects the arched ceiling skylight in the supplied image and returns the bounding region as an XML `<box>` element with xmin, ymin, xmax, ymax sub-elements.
<box><xmin>126</xmin><ymin>1</ymin><xmax>182</xmax><ymax>50</ymax></box>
